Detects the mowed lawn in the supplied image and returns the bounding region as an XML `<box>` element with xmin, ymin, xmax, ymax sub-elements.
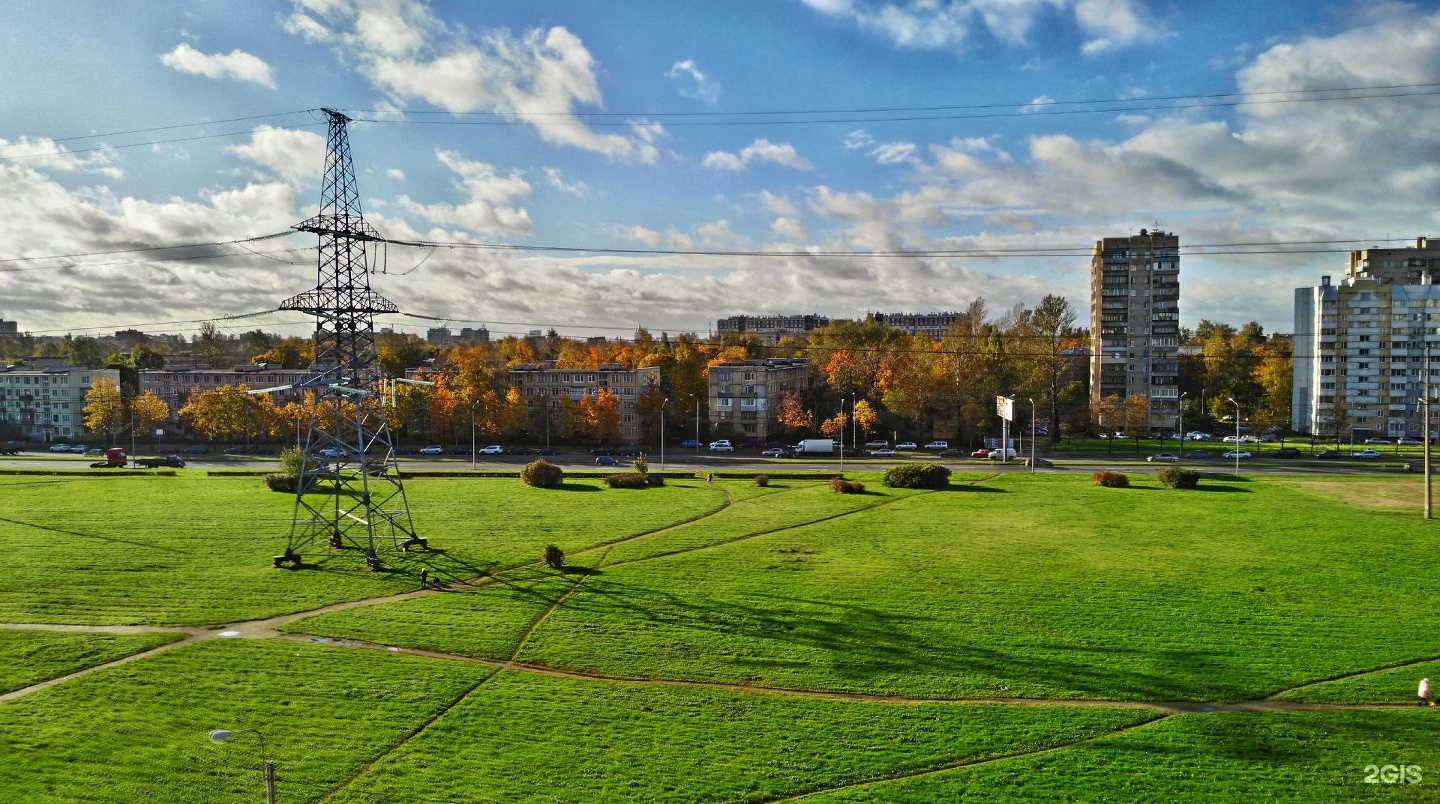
<box><xmin>0</xmin><ymin>630</ymin><xmax>184</xmax><ymax>695</ymax></box>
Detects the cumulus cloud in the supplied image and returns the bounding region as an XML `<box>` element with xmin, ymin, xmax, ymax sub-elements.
<box><xmin>771</xmin><ymin>217</ymin><xmax>809</xmax><ymax>241</ymax></box>
<box><xmin>703</xmin><ymin>139</ymin><xmax>812</xmax><ymax>171</ymax></box>
<box><xmin>284</xmin><ymin>0</ymin><xmax>660</xmax><ymax>162</ymax></box>
<box><xmin>395</xmin><ymin>150</ymin><xmax>532</xmax><ymax>234</ymax></box>
<box><xmin>666</xmin><ymin>59</ymin><xmax>721</xmax><ymax>105</ymax></box>
<box><xmin>0</xmin><ymin>137</ymin><xmax>121</xmax><ymax>178</ymax></box>
<box><xmin>870</xmin><ymin>141</ymin><xmax>917</xmax><ymax>164</ymax></box>
<box><xmin>797</xmin><ymin>0</ymin><xmax>1167</xmax><ymax>54</ymax></box>
<box><xmin>544</xmin><ymin>167</ymin><xmax>587</xmax><ymax>197</ymax></box>
<box><xmin>386</xmin><ymin>168</ymin><xmax>406</xmax><ymax>180</ymax></box>
<box><xmin>160</xmin><ymin>43</ymin><xmax>276</xmax><ymax>88</ymax></box>
<box><xmin>228</xmin><ymin>126</ymin><xmax>327</xmax><ymax>184</ymax></box>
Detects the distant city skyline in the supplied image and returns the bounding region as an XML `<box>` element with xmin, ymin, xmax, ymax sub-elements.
<box><xmin>4</xmin><ymin>1</ymin><xmax>1440</xmax><ymax>337</ymax></box>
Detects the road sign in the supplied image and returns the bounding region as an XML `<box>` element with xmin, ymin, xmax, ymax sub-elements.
<box><xmin>996</xmin><ymin>395</ymin><xmax>1014</xmax><ymax>422</ymax></box>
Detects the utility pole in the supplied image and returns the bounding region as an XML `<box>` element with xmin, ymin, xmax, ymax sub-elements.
<box><xmin>1426</xmin><ymin>342</ymin><xmax>1432</xmax><ymax>520</ymax></box>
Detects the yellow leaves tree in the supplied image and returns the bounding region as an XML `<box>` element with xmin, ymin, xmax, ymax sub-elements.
<box><xmin>819</xmin><ymin>412</ymin><xmax>848</xmax><ymax>441</ymax></box>
<box><xmin>500</xmin><ymin>386</ymin><xmax>530</xmax><ymax>438</ymax></box>
<box><xmin>83</xmin><ymin>377</ymin><xmax>125</xmax><ymax>444</ymax></box>
<box><xmin>427</xmin><ymin>377</ymin><xmax>458</xmax><ymax>441</ymax></box>
<box><xmin>577</xmin><ymin>389</ymin><xmax>622</xmax><ymax>443</ymax></box>
<box><xmin>775</xmin><ymin>391</ymin><xmax>814</xmax><ymax>435</ymax></box>
<box><xmin>180</xmin><ymin>385</ymin><xmax>252</xmax><ymax>442</ymax></box>
<box><xmin>1123</xmin><ymin>395</ymin><xmax>1151</xmax><ymax>453</ymax></box>
<box><xmin>852</xmin><ymin>399</ymin><xmax>879</xmax><ymax>440</ymax></box>
<box><xmin>129</xmin><ymin>390</ymin><xmax>170</xmax><ymax>447</ymax></box>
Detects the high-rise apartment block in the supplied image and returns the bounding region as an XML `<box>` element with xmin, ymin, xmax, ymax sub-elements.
<box><xmin>716</xmin><ymin>314</ymin><xmax>829</xmax><ymax>344</ymax></box>
<box><xmin>1089</xmin><ymin>229</ymin><xmax>1181</xmax><ymax>431</ymax></box>
<box><xmin>1292</xmin><ymin>238</ymin><xmax>1440</xmax><ymax>439</ymax></box>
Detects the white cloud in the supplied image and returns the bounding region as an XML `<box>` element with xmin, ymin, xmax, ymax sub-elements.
<box><xmin>666</xmin><ymin>59</ymin><xmax>721</xmax><ymax>105</ymax></box>
<box><xmin>703</xmin><ymin>139</ymin><xmax>812</xmax><ymax>171</ymax></box>
<box><xmin>160</xmin><ymin>43</ymin><xmax>276</xmax><ymax>88</ymax></box>
<box><xmin>844</xmin><ymin>129</ymin><xmax>876</xmax><ymax>150</ymax></box>
<box><xmin>286</xmin><ymin>1</ymin><xmax>660</xmax><ymax>162</ymax></box>
<box><xmin>797</xmin><ymin>0</ymin><xmax>1167</xmax><ymax>54</ymax></box>
<box><xmin>771</xmin><ymin>216</ymin><xmax>809</xmax><ymax>241</ymax></box>
<box><xmin>871</xmin><ymin>142</ymin><xmax>917</xmax><ymax>164</ymax></box>
<box><xmin>228</xmin><ymin>126</ymin><xmax>327</xmax><ymax>184</ymax></box>
<box><xmin>622</xmin><ymin>225</ymin><xmax>661</xmax><ymax>247</ymax></box>
<box><xmin>395</xmin><ymin>150</ymin><xmax>532</xmax><ymax>234</ymax></box>
<box><xmin>544</xmin><ymin>167</ymin><xmax>587</xmax><ymax>197</ymax></box>
<box><xmin>0</xmin><ymin>137</ymin><xmax>121</xmax><ymax>178</ymax></box>
<box><xmin>1021</xmin><ymin>95</ymin><xmax>1056</xmax><ymax>113</ymax></box>
<box><xmin>756</xmin><ymin>190</ymin><xmax>800</xmax><ymax>216</ymax></box>
<box><xmin>386</xmin><ymin>168</ymin><xmax>406</xmax><ymax>180</ymax></box>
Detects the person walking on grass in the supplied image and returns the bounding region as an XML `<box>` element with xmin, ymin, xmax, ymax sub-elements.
<box><xmin>419</xmin><ymin>568</ymin><xmax>429</xmax><ymax>589</ymax></box>
<box><xmin>1421</xmin><ymin>678</ymin><xmax>1431</xmax><ymax>707</ymax></box>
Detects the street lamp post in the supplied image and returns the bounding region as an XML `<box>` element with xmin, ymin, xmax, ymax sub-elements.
<box><xmin>1178</xmin><ymin>392</ymin><xmax>1187</xmax><ymax>459</ymax></box>
<box><xmin>850</xmin><ymin>394</ymin><xmax>857</xmax><ymax>453</ymax></box>
<box><xmin>210</xmin><ymin>729</ymin><xmax>275</xmax><ymax>804</ymax></box>
<box><xmin>540</xmin><ymin>392</ymin><xmax>551</xmax><ymax>451</ymax></box>
<box><xmin>660</xmin><ymin>398</ymin><xmax>668</xmax><ymax>471</ymax></box>
<box><xmin>470</xmin><ymin>398</ymin><xmax>481</xmax><ymax>470</ymax></box>
<box><xmin>691</xmin><ymin>393</ymin><xmax>700</xmax><ymax>453</ymax></box>
<box><xmin>1229</xmin><ymin>397</ymin><xmax>1241</xmax><ymax>476</ymax></box>
<box><xmin>1028</xmin><ymin>398</ymin><xmax>1036</xmax><ymax>473</ymax></box>
<box><xmin>838</xmin><ymin>397</ymin><xmax>847</xmax><ymax>475</ymax></box>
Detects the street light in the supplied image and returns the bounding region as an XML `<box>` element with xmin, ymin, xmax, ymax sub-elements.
<box><xmin>470</xmin><ymin>398</ymin><xmax>482</xmax><ymax>470</ymax></box>
<box><xmin>210</xmin><ymin>728</ymin><xmax>275</xmax><ymax>804</ymax></box>
<box><xmin>539</xmin><ymin>391</ymin><xmax>551</xmax><ymax>451</ymax></box>
<box><xmin>690</xmin><ymin>393</ymin><xmax>700</xmax><ymax>453</ymax></box>
<box><xmin>1178</xmin><ymin>391</ymin><xmax>1188</xmax><ymax>459</ymax></box>
<box><xmin>1229</xmin><ymin>397</ymin><xmax>1241</xmax><ymax>476</ymax></box>
<box><xmin>1028</xmin><ymin>397</ymin><xmax>1036</xmax><ymax>473</ymax></box>
<box><xmin>660</xmin><ymin>397</ymin><xmax>668</xmax><ymax>471</ymax></box>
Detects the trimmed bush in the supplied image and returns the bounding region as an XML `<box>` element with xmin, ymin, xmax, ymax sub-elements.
<box><xmin>882</xmin><ymin>463</ymin><xmax>952</xmax><ymax>489</ymax></box>
<box><xmin>544</xmin><ymin>544</ymin><xmax>564</xmax><ymax>569</ymax></box>
<box><xmin>605</xmin><ymin>472</ymin><xmax>650</xmax><ymax>489</ymax></box>
<box><xmin>279</xmin><ymin>446</ymin><xmax>306</xmax><ymax>478</ymax></box>
<box><xmin>1093</xmin><ymin>471</ymin><xmax>1129</xmax><ymax>488</ymax></box>
<box><xmin>755</xmin><ymin>475</ymin><xmax>769</xmax><ymax>487</ymax></box>
<box><xmin>520</xmin><ymin>459</ymin><xmax>564</xmax><ymax>489</ymax></box>
<box><xmin>646</xmin><ymin>474</ymin><xmax>665</xmax><ymax>487</ymax></box>
<box><xmin>1157</xmin><ymin>468</ymin><xmax>1200</xmax><ymax>489</ymax></box>
<box><xmin>263</xmin><ymin>473</ymin><xmax>297</xmax><ymax>493</ymax></box>
<box><xmin>830</xmin><ymin>477</ymin><xmax>866</xmax><ymax>494</ymax></box>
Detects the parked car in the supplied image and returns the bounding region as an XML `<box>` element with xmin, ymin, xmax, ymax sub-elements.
<box><xmin>1147</xmin><ymin>453</ymin><xmax>1180</xmax><ymax>463</ymax></box>
<box><xmin>84</xmin><ymin>448</ymin><xmax>105</xmax><ymax>457</ymax></box>
<box><xmin>1186</xmin><ymin>432</ymin><xmax>1212</xmax><ymax>441</ymax></box>
<box><xmin>1398</xmin><ymin>438</ymin><xmax>1425</xmax><ymax>446</ymax></box>
<box><xmin>183</xmin><ymin>446</ymin><xmax>208</xmax><ymax>455</ymax></box>
<box><xmin>865</xmin><ymin>440</ymin><xmax>889</xmax><ymax>449</ymax></box>
<box><xmin>450</xmin><ymin>447</ymin><xmax>472</xmax><ymax>455</ymax></box>
<box><xmin>896</xmin><ymin>441</ymin><xmax>918</xmax><ymax>450</ymax></box>
<box><xmin>591</xmin><ymin>445</ymin><xmax>616</xmax><ymax>455</ymax></box>
<box><xmin>1316</xmin><ymin>449</ymin><xmax>1341</xmax><ymax>459</ymax></box>
<box><xmin>871</xmin><ymin>448</ymin><xmax>897</xmax><ymax>457</ymax></box>
<box><xmin>419</xmin><ymin>445</ymin><xmax>445</xmax><ymax>455</ymax></box>
<box><xmin>709</xmin><ymin>441</ymin><xmax>734</xmax><ymax>452</ymax></box>
<box><xmin>760</xmin><ymin>447</ymin><xmax>789</xmax><ymax>458</ymax></box>
<box><xmin>70</xmin><ymin>445</ymin><xmax>89</xmax><ymax>453</ymax></box>
<box><xmin>1222</xmin><ymin>450</ymin><xmax>1252</xmax><ymax>459</ymax></box>
<box><xmin>989</xmin><ymin>448</ymin><xmax>1017</xmax><ymax>460</ymax></box>
<box><xmin>1222</xmin><ymin>435</ymin><xmax>1243</xmax><ymax>443</ymax></box>
<box><xmin>1364</xmin><ymin>437</ymin><xmax>1391</xmax><ymax>445</ymax></box>
<box><xmin>223</xmin><ymin>446</ymin><xmax>246</xmax><ymax>455</ymax></box>
<box><xmin>539</xmin><ymin>447</ymin><xmax>560</xmax><ymax>456</ymax></box>
<box><xmin>971</xmin><ymin>448</ymin><xmax>992</xmax><ymax>458</ymax></box>
<box><xmin>478</xmin><ymin>445</ymin><xmax>504</xmax><ymax>455</ymax></box>
<box><xmin>681</xmin><ymin>439</ymin><xmax>701</xmax><ymax>449</ymax></box>
<box><xmin>317</xmin><ymin>447</ymin><xmax>350</xmax><ymax>459</ymax></box>
<box><xmin>395</xmin><ymin>446</ymin><xmax>416</xmax><ymax>456</ymax></box>
<box><xmin>737</xmin><ymin>440</ymin><xmax>766</xmax><ymax>450</ymax></box>
<box><xmin>617</xmin><ymin>445</ymin><xmax>642</xmax><ymax>456</ymax></box>
<box><xmin>595</xmin><ymin>456</ymin><xmax>620</xmax><ymax>466</ymax></box>
<box><xmin>1352</xmin><ymin>449</ymin><xmax>1383</xmax><ymax>459</ymax></box>
<box><xmin>507</xmin><ymin>446</ymin><xmax>535</xmax><ymax>455</ymax></box>
<box><xmin>1187</xmin><ymin>450</ymin><xmax>1212</xmax><ymax>459</ymax></box>
<box><xmin>924</xmin><ymin>440</ymin><xmax>949</xmax><ymax>450</ymax></box>
<box><xmin>1275</xmin><ymin>448</ymin><xmax>1301</xmax><ymax>459</ymax></box>
<box><xmin>938</xmin><ymin>449</ymin><xmax>964</xmax><ymax>458</ymax></box>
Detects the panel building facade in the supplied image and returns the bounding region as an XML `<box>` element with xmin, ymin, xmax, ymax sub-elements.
<box><xmin>0</xmin><ymin>359</ymin><xmax>121</xmax><ymax>441</ymax></box>
<box><xmin>1088</xmin><ymin>229</ymin><xmax>1181</xmax><ymax>431</ymax></box>
<box><xmin>715</xmin><ymin>314</ymin><xmax>830</xmax><ymax>344</ymax></box>
<box><xmin>707</xmin><ymin>358</ymin><xmax>811</xmax><ymax>441</ymax></box>
<box><xmin>498</xmin><ymin>362</ymin><xmax>661</xmax><ymax>443</ymax></box>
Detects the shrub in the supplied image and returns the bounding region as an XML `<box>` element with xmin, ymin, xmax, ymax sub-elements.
<box><xmin>278</xmin><ymin>446</ymin><xmax>305</xmax><ymax>479</ymax></box>
<box><xmin>520</xmin><ymin>459</ymin><xmax>564</xmax><ymax>489</ymax></box>
<box><xmin>755</xmin><ymin>475</ymin><xmax>769</xmax><ymax>487</ymax></box>
<box><xmin>1093</xmin><ymin>471</ymin><xmax>1129</xmax><ymax>488</ymax></box>
<box><xmin>263</xmin><ymin>473</ymin><xmax>297</xmax><ymax>493</ymax></box>
<box><xmin>646</xmin><ymin>473</ymin><xmax>665</xmax><ymax>487</ymax></box>
<box><xmin>544</xmin><ymin>544</ymin><xmax>564</xmax><ymax>569</ymax></box>
<box><xmin>632</xmin><ymin>455</ymin><xmax>649</xmax><ymax>475</ymax></box>
<box><xmin>1156</xmin><ymin>467</ymin><xmax>1200</xmax><ymax>489</ymax></box>
<box><xmin>830</xmin><ymin>476</ymin><xmax>866</xmax><ymax>494</ymax></box>
<box><xmin>605</xmin><ymin>472</ymin><xmax>650</xmax><ymax>489</ymax></box>
<box><xmin>882</xmin><ymin>463</ymin><xmax>952</xmax><ymax>489</ymax></box>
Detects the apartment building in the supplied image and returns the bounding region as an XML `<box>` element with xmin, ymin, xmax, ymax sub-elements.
<box><xmin>1089</xmin><ymin>229</ymin><xmax>1181</xmax><ymax>431</ymax></box>
<box><xmin>0</xmin><ymin>318</ymin><xmax>18</xmax><ymax>337</ymax></box>
<box><xmin>1293</xmin><ymin>271</ymin><xmax>1440</xmax><ymax>439</ymax></box>
<box><xmin>1345</xmin><ymin>237</ymin><xmax>1440</xmax><ymax>285</ymax></box>
<box><xmin>715</xmin><ymin>314</ymin><xmax>830</xmax><ymax>344</ymax></box>
<box><xmin>708</xmin><ymin>358</ymin><xmax>811</xmax><ymax>441</ymax></box>
<box><xmin>866</xmin><ymin>312</ymin><xmax>960</xmax><ymax>340</ymax></box>
<box><xmin>0</xmin><ymin>359</ymin><xmax>121</xmax><ymax>441</ymax></box>
<box><xmin>139</xmin><ymin>364</ymin><xmax>310</xmax><ymax>421</ymax></box>
<box><xmin>424</xmin><ymin>327</ymin><xmax>490</xmax><ymax>348</ymax></box>
<box><xmin>498</xmin><ymin>362</ymin><xmax>661</xmax><ymax>442</ymax></box>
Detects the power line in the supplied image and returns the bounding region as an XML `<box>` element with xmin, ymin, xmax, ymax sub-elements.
<box><xmin>36</xmin><ymin>110</ymin><xmax>320</xmax><ymax>146</ymax></box>
<box><xmin>0</xmin><ymin>231</ymin><xmax>300</xmax><ymax>266</ymax></box>
<box><xmin>0</xmin><ymin>246</ymin><xmax>315</xmax><ymax>276</ymax></box>
<box><xmin>0</xmin><ymin>123</ymin><xmax>326</xmax><ymax>164</ymax></box>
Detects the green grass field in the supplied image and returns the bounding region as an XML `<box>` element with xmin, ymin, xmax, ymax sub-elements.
<box><xmin>0</xmin><ymin>470</ymin><xmax>1437</xmax><ymax>801</ymax></box>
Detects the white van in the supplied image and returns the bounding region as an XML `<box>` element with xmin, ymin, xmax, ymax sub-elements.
<box><xmin>989</xmin><ymin>448</ymin><xmax>1017</xmax><ymax>460</ymax></box>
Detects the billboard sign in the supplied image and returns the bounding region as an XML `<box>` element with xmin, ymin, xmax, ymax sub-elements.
<box><xmin>996</xmin><ymin>395</ymin><xmax>1015</xmax><ymax>422</ymax></box>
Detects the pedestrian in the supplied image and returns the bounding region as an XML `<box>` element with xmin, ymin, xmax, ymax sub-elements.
<box><xmin>419</xmin><ymin>568</ymin><xmax>429</xmax><ymax>589</ymax></box>
<box><xmin>1421</xmin><ymin>678</ymin><xmax>1431</xmax><ymax>707</ymax></box>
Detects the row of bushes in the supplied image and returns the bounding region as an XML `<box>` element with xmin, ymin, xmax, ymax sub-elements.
<box><xmin>1093</xmin><ymin>469</ymin><xmax>1201</xmax><ymax>489</ymax></box>
<box><xmin>605</xmin><ymin>472</ymin><xmax>665</xmax><ymax>489</ymax></box>
<box><xmin>882</xmin><ymin>463</ymin><xmax>951</xmax><ymax>489</ymax></box>
<box><xmin>830</xmin><ymin>477</ymin><xmax>866</xmax><ymax>494</ymax></box>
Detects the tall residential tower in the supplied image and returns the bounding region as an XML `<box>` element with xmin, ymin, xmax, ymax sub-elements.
<box><xmin>1089</xmin><ymin>229</ymin><xmax>1181</xmax><ymax>431</ymax></box>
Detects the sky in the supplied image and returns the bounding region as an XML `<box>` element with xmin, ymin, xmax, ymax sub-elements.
<box><xmin>4</xmin><ymin>0</ymin><xmax>1440</xmax><ymax>342</ymax></box>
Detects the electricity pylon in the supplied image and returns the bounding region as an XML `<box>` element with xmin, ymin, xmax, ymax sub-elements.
<box><xmin>273</xmin><ymin>109</ymin><xmax>424</xmax><ymax>569</ymax></box>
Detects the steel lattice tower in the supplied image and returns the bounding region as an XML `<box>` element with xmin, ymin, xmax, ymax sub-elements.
<box><xmin>273</xmin><ymin>109</ymin><xmax>425</xmax><ymax>569</ymax></box>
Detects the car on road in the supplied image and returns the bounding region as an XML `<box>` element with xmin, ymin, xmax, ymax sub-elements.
<box><xmin>1147</xmin><ymin>453</ymin><xmax>1180</xmax><ymax>463</ymax></box>
<box><xmin>681</xmin><ymin>439</ymin><xmax>701</xmax><ymax>449</ymax></box>
<box><xmin>49</xmin><ymin>443</ymin><xmax>72</xmax><ymax>452</ymax></box>
<box><xmin>1352</xmin><ymin>449</ymin><xmax>1383</xmax><ymax>459</ymax></box>
<box><xmin>1316</xmin><ymin>449</ymin><xmax>1341</xmax><ymax>459</ymax></box>
<box><xmin>450</xmin><ymin>447</ymin><xmax>472</xmax><ymax>455</ymax></box>
<box><xmin>69</xmin><ymin>445</ymin><xmax>89</xmax><ymax>453</ymax></box>
<box><xmin>924</xmin><ymin>440</ymin><xmax>949</xmax><ymax>450</ymax></box>
<box><xmin>1223</xmin><ymin>435</ymin><xmax>1243</xmax><ymax>443</ymax></box>
<box><xmin>478</xmin><ymin>445</ymin><xmax>504</xmax><ymax>455</ymax></box>
<box><xmin>865</xmin><ymin>440</ymin><xmax>889</xmax><ymax>449</ymax></box>
<box><xmin>617</xmin><ymin>445</ymin><xmax>642</xmax><ymax>456</ymax></box>
<box><xmin>989</xmin><ymin>448</ymin><xmax>1017</xmax><ymax>460</ymax></box>
<box><xmin>1186</xmin><ymin>432</ymin><xmax>1212</xmax><ymax>441</ymax></box>
<box><xmin>709</xmin><ymin>440</ymin><xmax>734</xmax><ymax>452</ymax></box>
<box><xmin>419</xmin><ymin>445</ymin><xmax>445</xmax><ymax>455</ymax></box>
<box><xmin>1398</xmin><ymin>437</ymin><xmax>1424</xmax><ymax>446</ymax></box>
<box><xmin>1364</xmin><ymin>437</ymin><xmax>1391</xmax><ymax>445</ymax></box>
<box><xmin>971</xmin><ymin>448</ymin><xmax>992</xmax><ymax>458</ymax></box>
<box><xmin>1275</xmin><ymin>448</ymin><xmax>1302</xmax><ymax>459</ymax></box>
<box><xmin>1222</xmin><ymin>450</ymin><xmax>1252</xmax><ymax>459</ymax></box>
<box><xmin>939</xmin><ymin>449</ymin><xmax>964</xmax><ymax>458</ymax></box>
<box><xmin>507</xmin><ymin>446</ymin><xmax>535</xmax><ymax>456</ymax></box>
<box><xmin>896</xmin><ymin>441</ymin><xmax>917</xmax><ymax>450</ymax></box>
<box><xmin>395</xmin><ymin>446</ymin><xmax>416</xmax><ymax>456</ymax></box>
<box><xmin>737</xmin><ymin>440</ymin><xmax>766</xmax><ymax>450</ymax></box>
<box><xmin>591</xmin><ymin>445</ymin><xmax>616</xmax><ymax>455</ymax></box>
<box><xmin>539</xmin><ymin>447</ymin><xmax>560</xmax><ymax>456</ymax></box>
<box><xmin>760</xmin><ymin>447</ymin><xmax>789</xmax><ymax>458</ymax></box>
<box><xmin>223</xmin><ymin>446</ymin><xmax>246</xmax><ymax>455</ymax></box>
<box><xmin>595</xmin><ymin>456</ymin><xmax>620</xmax><ymax>466</ymax></box>
<box><xmin>183</xmin><ymin>446</ymin><xmax>208</xmax><ymax>455</ymax></box>
<box><xmin>870</xmin><ymin>448</ymin><xmax>897</xmax><ymax>457</ymax></box>
<box><xmin>1186</xmin><ymin>450</ymin><xmax>1212</xmax><ymax>459</ymax></box>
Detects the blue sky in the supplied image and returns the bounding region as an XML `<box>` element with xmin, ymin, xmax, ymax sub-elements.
<box><xmin>3</xmin><ymin>0</ymin><xmax>1439</xmax><ymax>340</ymax></box>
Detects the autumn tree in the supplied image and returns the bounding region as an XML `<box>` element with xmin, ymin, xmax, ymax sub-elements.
<box><xmin>1028</xmin><ymin>294</ymin><xmax>1077</xmax><ymax>442</ymax></box>
<box><xmin>819</xmin><ymin>411</ymin><xmax>849</xmax><ymax>442</ymax></box>
<box><xmin>499</xmin><ymin>386</ymin><xmax>530</xmax><ymax>439</ymax></box>
<box><xmin>1253</xmin><ymin>344</ymin><xmax>1294</xmax><ymax>440</ymax></box>
<box><xmin>1095</xmin><ymin>394</ymin><xmax>1124</xmax><ymax>454</ymax></box>
<box><xmin>775</xmin><ymin>391</ymin><xmax>814</xmax><ymax>436</ymax></box>
<box><xmin>194</xmin><ymin>322</ymin><xmax>232</xmax><ymax>368</ymax></box>
<box><xmin>83</xmin><ymin>377</ymin><xmax>125</xmax><ymax>444</ymax></box>
<box><xmin>427</xmin><ymin>376</ymin><xmax>458</xmax><ymax>441</ymax></box>
<box><xmin>1123</xmin><ymin>395</ymin><xmax>1150</xmax><ymax>453</ymax></box>
<box><xmin>852</xmin><ymin>399</ymin><xmax>879</xmax><ymax>440</ymax></box>
<box><xmin>129</xmin><ymin>391</ymin><xmax>170</xmax><ymax>448</ymax></box>
<box><xmin>180</xmin><ymin>385</ymin><xmax>252</xmax><ymax>442</ymax></box>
